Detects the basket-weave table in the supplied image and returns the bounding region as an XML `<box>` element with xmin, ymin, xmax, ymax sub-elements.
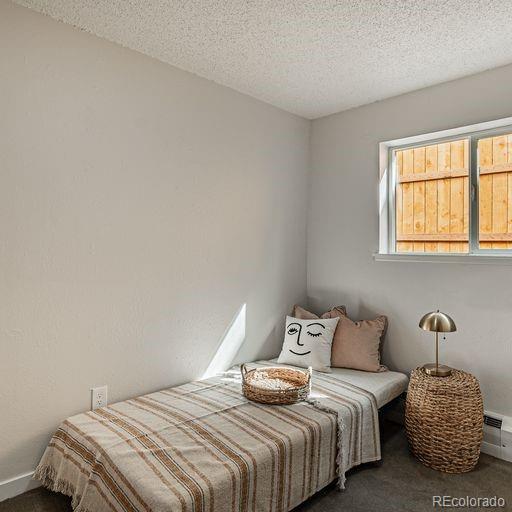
<box><xmin>405</xmin><ymin>367</ymin><xmax>483</xmax><ymax>473</ymax></box>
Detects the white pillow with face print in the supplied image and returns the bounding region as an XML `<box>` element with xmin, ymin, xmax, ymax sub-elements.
<box><xmin>277</xmin><ymin>316</ymin><xmax>339</xmax><ymax>373</ymax></box>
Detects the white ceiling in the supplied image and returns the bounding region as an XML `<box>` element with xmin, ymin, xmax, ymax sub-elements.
<box><xmin>14</xmin><ymin>0</ymin><xmax>512</xmax><ymax>119</ymax></box>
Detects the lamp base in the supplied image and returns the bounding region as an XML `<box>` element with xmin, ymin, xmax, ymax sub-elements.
<box><xmin>423</xmin><ymin>363</ymin><xmax>452</xmax><ymax>377</ymax></box>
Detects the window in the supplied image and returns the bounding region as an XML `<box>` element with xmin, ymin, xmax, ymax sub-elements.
<box><xmin>382</xmin><ymin>121</ymin><xmax>512</xmax><ymax>256</ymax></box>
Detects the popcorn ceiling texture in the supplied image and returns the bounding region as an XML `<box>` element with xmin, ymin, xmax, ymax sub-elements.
<box><xmin>13</xmin><ymin>0</ymin><xmax>512</xmax><ymax>119</ymax></box>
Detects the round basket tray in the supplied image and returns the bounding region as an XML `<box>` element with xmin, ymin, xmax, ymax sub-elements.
<box><xmin>241</xmin><ymin>364</ymin><xmax>311</xmax><ymax>405</ymax></box>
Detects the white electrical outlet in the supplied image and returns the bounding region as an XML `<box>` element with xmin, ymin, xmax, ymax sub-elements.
<box><xmin>91</xmin><ymin>385</ymin><xmax>108</xmax><ymax>410</ymax></box>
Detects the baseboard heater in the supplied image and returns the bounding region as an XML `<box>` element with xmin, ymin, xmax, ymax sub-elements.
<box><xmin>482</xmin><ymin>411</ymin><xmax>512</xmax><ymax>462</ymax></box>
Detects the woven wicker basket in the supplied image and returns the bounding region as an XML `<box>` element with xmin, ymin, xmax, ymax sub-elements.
<box><xmin>405</xmin><ymin>367</ymin><xmax>483</xmax><ymax>473</ymax></box>
<box><xmin>241</xmin><ymin>364</ymin><xmax>311</xmax><ymax>405</ymax></box>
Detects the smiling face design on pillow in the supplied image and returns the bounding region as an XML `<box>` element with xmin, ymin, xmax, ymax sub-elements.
<box><xmin>286</xmin><ymin>321</ymin><xmax>326</xmax><ymax>356</ymax></box>
<box><xmin>278</xmin><ymin>315</ymin><xmax>339</xmax><ymax>372</ymax></box>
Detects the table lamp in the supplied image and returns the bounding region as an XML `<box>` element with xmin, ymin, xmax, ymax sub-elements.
<box><xmin>419</xmin><ymin>310</ymin><xmax>456</xmax><ymax>377</ymax></box>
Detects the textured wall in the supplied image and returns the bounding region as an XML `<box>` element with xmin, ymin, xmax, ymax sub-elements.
<box><xmin>309</xmin><ymin>64</ymin><xmax>512</xmax><ymax>417</ymax></box>
<box><xmin>0</xmin><ymin>1</ymin><xmax>309</xmax><ymax>481</ymax></box>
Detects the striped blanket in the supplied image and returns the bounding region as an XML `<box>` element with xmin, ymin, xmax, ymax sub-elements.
<box><xmin>35</xmin><ymin>361</ymin><xmax>380</xmax><ymax>512</ymax></box>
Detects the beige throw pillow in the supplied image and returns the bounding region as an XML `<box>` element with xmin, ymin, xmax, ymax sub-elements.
<box><xmin>293</xmin><ymin>304</ymin><xmax>347</xmax><ymax>319</ymax></box>
<box><xmin>292</xmin><ymin>305</ymin><xmax>387</xmax><ymax>372</ymax></box>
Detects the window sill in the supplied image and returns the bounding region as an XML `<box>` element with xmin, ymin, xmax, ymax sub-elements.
<box><xmin>373</xmin><ymin>253</ymin><xmax>512</xmax><ymax>265</ymax></box>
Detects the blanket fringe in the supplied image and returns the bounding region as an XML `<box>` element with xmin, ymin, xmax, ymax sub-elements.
<box><xmin>34</xmin><ymin>465</ymin><xmax>93</xmax><ymax>512</ymax></box>
<box><xmin>306</xmin><ymin>398</ymin><xmax>346</xmax><ymax>490</ymax></box>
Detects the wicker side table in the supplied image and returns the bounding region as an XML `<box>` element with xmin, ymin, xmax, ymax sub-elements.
<box><xmin>405</xmin><ymin>367</ymin><xmax>483</xmax><ymax>473</ymax></box>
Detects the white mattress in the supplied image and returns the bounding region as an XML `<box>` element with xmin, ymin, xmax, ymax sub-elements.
<box><xmin>327</xmin><ymin>367</ymin><xmax>408</xmax><ymax>408</ymax></box>
<box><xmin>269</xmin><ymin>359</ymin><xmax>408</xmax><ymax>408</ymax></box>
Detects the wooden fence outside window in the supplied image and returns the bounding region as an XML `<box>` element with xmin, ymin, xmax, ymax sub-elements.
<box><xmin>395</xmin><ymin>133</ymin><xmax>512</xmax><ymax>253</ymax></box>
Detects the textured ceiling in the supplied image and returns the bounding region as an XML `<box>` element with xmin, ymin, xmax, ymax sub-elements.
<box><xmin>13</xmin><ymin>0</ymin><xmax>512</xmax><ymax>119</ymax></box>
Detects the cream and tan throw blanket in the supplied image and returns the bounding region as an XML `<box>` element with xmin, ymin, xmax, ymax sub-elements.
<box><xmin>35</xmin><ymin>361</ymin><xmax>380</xmax><ymax>512</ymax></box>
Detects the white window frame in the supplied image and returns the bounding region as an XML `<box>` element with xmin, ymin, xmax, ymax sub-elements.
<box><xmin>377</xmin><ymin>116</ymin><xmax>512</xmax><ymax>264</ymax></box>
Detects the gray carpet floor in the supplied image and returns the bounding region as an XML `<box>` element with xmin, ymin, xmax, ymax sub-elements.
<box><xmin>2</xmin><ymin>421</ymin><xmax>511</xmax><ymax>512</ymax></box>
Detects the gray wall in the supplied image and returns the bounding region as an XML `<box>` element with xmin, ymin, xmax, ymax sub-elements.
<box><xmin>309</xmin><ymin>64</ymin><xmax>512</xmax><ymax>417</ymax></box>
<box><xmin>0</xmin><ymin>1</ymin><xmax>309</xmax><ymax>481</ymax></box>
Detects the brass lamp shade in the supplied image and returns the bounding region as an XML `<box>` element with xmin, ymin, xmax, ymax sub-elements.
<box><xmin>419</xmin><ymin>310</ymin><xmax>456</xmax><ymax>377</ymax></box>
<box><xmin>419</xmin><ymin>311</ymin><xmax>456</xmax><ymax>333</ymax></box>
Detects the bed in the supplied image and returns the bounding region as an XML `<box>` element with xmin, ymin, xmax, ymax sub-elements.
<box><xmin>35</xmin><ymin>361</ymin><xmax>408</xmax><ymax>512</ymax></box>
